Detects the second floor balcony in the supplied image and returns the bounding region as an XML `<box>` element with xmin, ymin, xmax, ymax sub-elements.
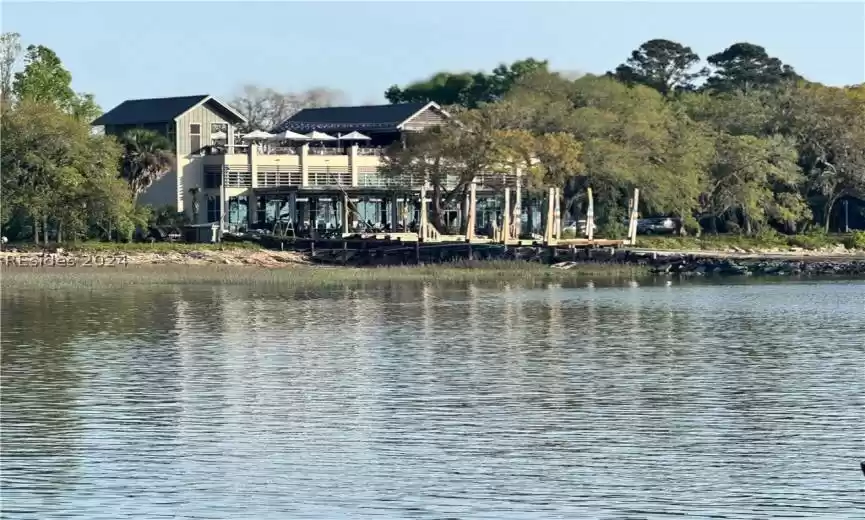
<box><xmin>201</xmin><ymin>142</ymin><xmax>523</xmax><ymax>192</ymax></box>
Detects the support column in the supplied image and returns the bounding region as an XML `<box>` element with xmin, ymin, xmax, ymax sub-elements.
<box><xmin>390</xmin><ymin>194</ymin><xmax>399</xmax><ymax>233</ymax></box>
<box><xmin>419</xmin><ymin>183</ymin><xmax>429</xmax><ymax>241</ymax></box>
<box><xmin>512</xmin><ymin>166</ymin><xmax>522</xmax><ymax>240</ymax></box>
<box><xmin>467</xmin><ymin>182</ymin><xmax>477</xmax><ymax>241</ymax></box>
<box><xmin>288</xmin><ymin>192</ymin><xmax>297</xmax><ymax>227</ymax></box>
<box><xmin>300</xmin><ymin>144</ymin><xmax>309</xmax><ymax>187</ymax></box>
<box><xmin>219</xmin><ymin>167</ymin><xmax>227</xmax><ymax>236</ymax></box>
<box><xmin>342</xmin><ymin>193</ymin><xmax>350</xmax><ymax>234</ymax></box>
<box><xmin>349</xmin><ymin>144</ymin><xmax>359</xmax><ymax>187</ymax></box>
<box><xmin>380</xmin><ymin>199</ymin><xmax>388</xmax><ymax>230</ymax></box>
<box><xmin>586</xmin><ymin>187</ymin><xmax>594</xmax><ymax>241</ymax></box>
<box><xmin>249</xmin><ymin>139</ymin><xmax>259</xmax><ymax>189</ymax></box>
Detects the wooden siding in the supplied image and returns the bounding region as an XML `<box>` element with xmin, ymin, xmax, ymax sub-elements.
<box><xmin>401</xmin><ymin>106</ymin><xmax>445</xmax><ymax>131</ymax></box>
<box><xmin>175</xmin><ymin>101</ymin><xmax>232</xmax><ymax>157</ymax></box>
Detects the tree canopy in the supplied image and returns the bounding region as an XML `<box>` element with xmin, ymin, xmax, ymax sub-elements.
<box><xmin>1</xmin><ymin>34</ymin><xmax>163</xmax><ymax>243</ymax></box>
<box><xmin>3</xmin><ymin>31</ymin><xmax>864</xmax><ymax>243</ymax></box>
<box><xmin>610</xmin><ymin>38</ymin><xmax>706</xmax><ymax>95</ymax></box>
<box><xmin>384</xmin><ymin>58</ymin><xmax>549</xmax><ymax>108</ymax></box>
<box><xmin>380</xmin><ymin>47</ymin><xmax>864</xmax><ymax>236</ymax></box>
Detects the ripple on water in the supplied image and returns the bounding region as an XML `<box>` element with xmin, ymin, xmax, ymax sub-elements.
<box><xmin>1</xmin><ymin>279</ymin><xmax>864</xmax><ymax>519</ymax></box>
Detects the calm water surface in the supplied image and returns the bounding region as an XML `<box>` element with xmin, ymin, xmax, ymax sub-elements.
<box><xmin>2</xmin><ymin>278</ymin><xmax>864</xmax><ymax>519</ymax></box>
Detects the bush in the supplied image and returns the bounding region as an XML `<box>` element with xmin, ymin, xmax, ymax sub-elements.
<box><xmin>787</xmin><ymin>229</ymin><xmax>833</xmax><ymax>250</ymax></box>
<box><xmin>843</xmin><ymin>231</ymin><xmax>865</xmax><ymax>250</ymax></box>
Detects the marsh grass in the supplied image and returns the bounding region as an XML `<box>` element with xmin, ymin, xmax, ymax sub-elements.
<box><xmin>1</xmin><ymin>260</ymin><xmax>645</xmax><ymax>290</ymax></box>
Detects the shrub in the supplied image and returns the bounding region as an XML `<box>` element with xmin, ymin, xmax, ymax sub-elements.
<box><xmin>843</xmin><ymin>231</ymin><xmax>865</xmax><ymax>250</ymax></box>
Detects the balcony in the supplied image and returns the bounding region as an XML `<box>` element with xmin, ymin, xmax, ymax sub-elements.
<box><xmin>203</xmin><ymin>144</ymin><xmax>386</xmax><ymax>157</ymax></box>
<box><xmin>200</xmin><ymin>143</ymin><xmax>521</xmax><ymax>192</ymax></box>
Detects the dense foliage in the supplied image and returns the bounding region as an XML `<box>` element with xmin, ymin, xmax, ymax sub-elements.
<box><xmin>382</xmin><ymin>39</ymin><xmax>865</xmax><ymax>235</ymax></box>
<box><xmin>1</xmin><ymin>33</ymin><xmax>173</xmax><ymax>243</ymax></box>
<box><xmin>2</xmin><ymin>33</ymin><xmax>863</xmax><ymax>244</ymax></box>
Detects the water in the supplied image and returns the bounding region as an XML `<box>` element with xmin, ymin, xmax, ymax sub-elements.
<box><xmin>2</xmin><ymin>278</ymin><xmax>864</xmax><ymax>519</ymax></box>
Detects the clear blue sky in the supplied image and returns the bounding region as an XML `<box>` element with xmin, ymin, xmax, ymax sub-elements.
<box><xmin>3</xmin><ymin>1</ymin><xmax>864</xmax><ymax>110</ymax></box>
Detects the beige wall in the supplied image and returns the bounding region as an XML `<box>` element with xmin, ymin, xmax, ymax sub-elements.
<box><xmin>137</xmin><ymin>170</ymin><xmax>179</xmax><ymax>209</ymax></box>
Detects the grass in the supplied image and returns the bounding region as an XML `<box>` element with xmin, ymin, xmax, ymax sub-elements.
<box><xmin>0</xmin><ymin>260</ymin><xmax>646</xmax><ymax>290</ymax></box>
<box><xmin>636</xmin><ymin>231</ymin><xmax>865</xmax><ymax>252</ymax></box>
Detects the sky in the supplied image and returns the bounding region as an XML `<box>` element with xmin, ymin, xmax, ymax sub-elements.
<box><xmin>3</xmin><ymin>1</ymin><xmax>864</xmax><ymax>110</ymax></box>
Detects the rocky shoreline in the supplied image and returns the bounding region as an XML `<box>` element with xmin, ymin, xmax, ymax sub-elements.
<box><xmin>624</xmin><ymin>250</ymin><xmax>865</xmax><ymax>277</ymax></box>
<box><xmin>1</xmin><ymin>246</ymin><xmax>864</xmax><ymax>277</ymax></box>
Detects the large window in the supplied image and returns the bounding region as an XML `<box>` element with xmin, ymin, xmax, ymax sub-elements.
<box><xmin>204</xmin><ymin>168</ymin><xmax>222</xmax><ymax>189</ymax></box>
<box><xmin>206</xmin><ymin>195</ymin><xmax>221</xmax><ymax>223</ymax></box>
<box><xmin>190</xmin><ymin>123</ymin><xmax>201</xmax><ymax>155</ymax></box>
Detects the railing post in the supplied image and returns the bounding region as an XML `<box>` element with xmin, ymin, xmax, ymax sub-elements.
<box><xmin>300</xmin><ymin>143</ymin><xmax>309</xmax><ymax>187</ymax></box>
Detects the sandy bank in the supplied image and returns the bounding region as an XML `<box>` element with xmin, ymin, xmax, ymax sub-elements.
<box><xmin>0</xmin><ymin>249</ymin><xmax>310</xmax><ymax>268</ymax></box>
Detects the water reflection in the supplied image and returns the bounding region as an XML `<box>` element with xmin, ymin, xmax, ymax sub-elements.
<box><xmin>2</xmin><ymin>278</ymin><xmax>864</xmax><ymax>519</ymax></box>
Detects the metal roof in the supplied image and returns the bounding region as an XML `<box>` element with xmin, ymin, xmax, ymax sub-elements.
<box><xmin>92</xmin><ymin>95</ymin><xmax>247</xmax><ymax>126</ymax></box>
<box><xmin>271</xmin><ymin>102</ymin><xmax>432</xmax><ymax>133</ymax></box>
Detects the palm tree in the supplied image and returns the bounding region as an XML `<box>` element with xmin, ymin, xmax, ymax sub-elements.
<box><xmin>118</xmin><ymin>129</ymin><xmax>175</xmax><ymax>202</ymax></box>
<box><xmin>188</xmin><ymin>187</ymin><xmax>201</xmax><ymax>223</ymax></box>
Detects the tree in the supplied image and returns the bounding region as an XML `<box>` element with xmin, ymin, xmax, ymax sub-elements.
<box><xmin>705</xmin><ymin>42</ymin><xmax>801</xmax><ymax>94</ymax></box>
<box><xmin>611</xmin><ymin>39</ymin><xmax>705</xmax><ymax>95</ymax></box>
<box><xmin>12</xmin><ymin>45</ymin><xmax>75</xmax><ymax>108</ymax></box>
<box><xmin>0</xmin><ymin>32</ymin><xmax>22</xmax><ymax>105</ymax></box>
<box><xmin>1</xmin><ymin>101</ymin><xmax>136</xmax><ymax>243</ymax></box>
<box><xmin>230</xmin><ymin>85</ymin><xmax>347</xmax><ymax>132</ymax></box>
<box><xmin>384</xmin><ymin>58</ymin><xmax>549</xmax><ymax>108</ymax></box>
<box><xmin>379</xmin><ymin>105</ymin><xmax>515</xmax><ymax>233</ymax></box>
<box><xmin>703</xmin><ymin>134</ymin><xmax>807</xmax><ymax>234</ymax></box>
<box><xmin>10</xmin><ymin>43</ymin><xmax>101</xmax><ymax>122</ymax></box>
<box><xmin>776</xmin><ymin>83</ymin><xmax>865</xmax><ymax>230</ymax></box>
<box><xmin>118</xmin><ymin>129</ymin><xmax>176</xmax><ymax>202</ymax></box>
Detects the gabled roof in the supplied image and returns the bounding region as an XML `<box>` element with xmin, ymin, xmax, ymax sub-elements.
<box><xmin>92</xmin><ymin>95</ymin><xmax>247</xmax><ymax>126</ymax></box>
<box><xmin>271</xmin><ymin>102</ymin><xmax>444</xmax><ymax>133</ymax></box>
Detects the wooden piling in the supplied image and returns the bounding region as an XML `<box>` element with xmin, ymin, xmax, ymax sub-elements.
<box><xmin>467</xmin><ymin>182</ymin><xmax>477</xmax><ymax>241</ymax></box>
<box><xmin>627</xmin><ymin>188</ymin><xmax>640</xmax><ymax>245</ymax></box>
<box><xmin>502</xmin><ymin>187</ymin><xmax>511</xmax><ymax>244</ymax></box>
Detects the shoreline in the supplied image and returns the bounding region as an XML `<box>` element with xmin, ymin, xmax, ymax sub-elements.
<box><xmin>1</xmin><ymin>246</ymin><xmax>864</xmax><ymax>290</ymax></box>
<box><xmin>2</xmin><ymin>245</ymin><xmax>864</xmax><ymax>272</ymax></box>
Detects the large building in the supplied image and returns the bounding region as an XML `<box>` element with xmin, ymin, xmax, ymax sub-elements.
<box><xmin>94</xmin><ymin>96</ymin><xmax>454</xmax><ymax>233</ymax></box>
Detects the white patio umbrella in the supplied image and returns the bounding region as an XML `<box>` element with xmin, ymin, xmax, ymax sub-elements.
<box><xmin>339</xmin><ymin>131</ymin><xmax>371</xmax><ymax>141</ymax></box>
<box><xmin>306</xmin><ymin>131</ymin><xmax>336</xmax><ymax>141</ymax></box>
<box><xmin>211</xmin><ymin>130</ymin><xmax>227</xmax><ymax>140</ymax></box>
<box><xmin>268</xmin><ymin>130</ymin><xmax>311</xmax><ymax>141</ymax></box>
<box><xmin>241</xmin><ymin>130</ymin><xmax>273</xmax><ymax>140</ymax></box>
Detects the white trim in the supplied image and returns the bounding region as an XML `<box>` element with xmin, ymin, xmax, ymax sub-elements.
<box><xmin>396</xmin><ymin>101</ymin><xmax>450</xmax><ymax>130</ymax></box>
<box><xmin>175</xmin><ymin>95</ymin><xmax>249</xmax><ymax>125</ymax></box>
